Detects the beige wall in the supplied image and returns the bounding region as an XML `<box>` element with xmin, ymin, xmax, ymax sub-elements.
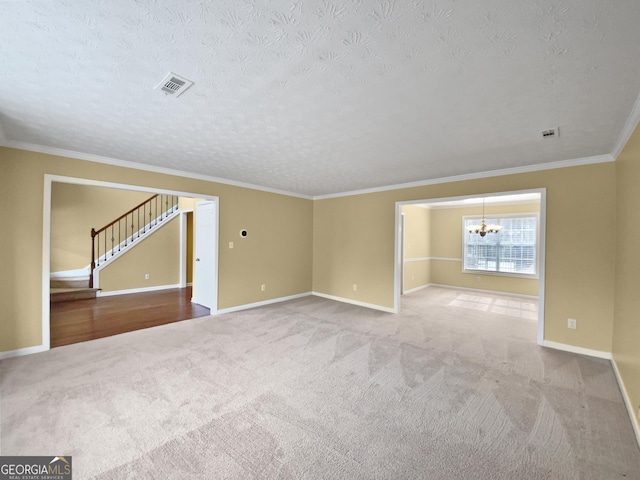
<box><xmin>429</xmin><ymin>203</ymin><xmax>539</xmax><ymax>296</ymax></box>
<box><xmin>98</xmin><ymin>216</ymin><xmax>180</xmax><ymax>292</ymax></box>
<box><xmin>51</xmin><ymin>183</ymin><xmax>151</xmax><ymax>272</ymax></box>
<box><xmin>313</xmin><ymin>193</ymin><xmax>396</xmax><ymax>308</ymax></box>
<box><xmin>0</xmin><ymin>147</ymin><xmax>313</xmax><ymax>353</ymax></box>
<box><xmin>614</xmin><ymin>123</ymin><xmax>640</xmax><ymax>433</ymax></box>
<box><xmin>402</xmin><ymin>202</ymin><xmax>539</xmax><ymax>295</ymax></box>
<box><xmin>0</xmin><ymin>144</ymin><xmax>625</xmax><ymax>362</ymax></box>
<box><xmin>314</xmin><ymin>163</ymin><xmax>616</xmax><ymax>352</ymax></box>
<box><xmin>402</xmin><ymin>205</ymin><xmax>431</xmax><ymax>291</ymax></box>
<box><xmin>219</xmin><ymin>188</ymin><xmax>312</xmax><ymax>307</ymax></box>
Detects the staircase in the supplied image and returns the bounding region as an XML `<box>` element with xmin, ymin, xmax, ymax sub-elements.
<box><xmin>90</xmin><ymin>193</ymin><xmax>179</xmax><ymax>288</ymax></box>
<box><xmin>51</xmin><ymin>193</ymin><xmax>179</xmax><ymax>302</ymax></box>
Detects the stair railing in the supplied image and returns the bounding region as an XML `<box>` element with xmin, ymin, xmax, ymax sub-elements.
<box><xmin>90</xmin><ymin>194</ymin><xmax>179</xmax><ymax>287</ymax></box>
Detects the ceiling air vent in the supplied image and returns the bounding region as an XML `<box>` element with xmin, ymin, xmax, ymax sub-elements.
<box><xmin>155</xmin><ymin>72</ymin><xmax>193</xmax><ymax>98</ymax></box>
<box><xmin>541</xmin><ymin>127</ymin><xmax>559</xmax><ymax>139</ymax></box>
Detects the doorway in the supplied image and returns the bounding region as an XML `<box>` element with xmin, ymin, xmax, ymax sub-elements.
<box><xmin>43</xmin><ymin>174</ymin><xmax>219</xmax><ymax>350</ymax></box>
<box><xmin>395</xmin><ymin>188</ymin><xmax>546</xmax><ymax>345</ymax></box>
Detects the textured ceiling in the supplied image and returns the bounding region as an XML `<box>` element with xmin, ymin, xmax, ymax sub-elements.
<box><xmin>2</xmin><ymin>1</ymin><xmax>640</xmax><ymax>197</ymax></box>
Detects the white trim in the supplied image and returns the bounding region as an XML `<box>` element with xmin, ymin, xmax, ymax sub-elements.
<box><xmin>542</xmin><ymin>340</ymin><xmax>611</xmax><ymax>360</ymax></box>
<box><xmin>97</xmin><ymin>284</ymin><xmax>182</xmax><ymax>297</ymax></box>
<box><xmin>216</xmin><ymin>292</ymin><xmax>312</xmax><ymax>314</ymax></box>
<box><xmin>537</xmin><ymin>190</ymin><xmax>547</xmax><ymax>345</ymax></box>
<box><xmin>611</xmin><ymin>356</ymin><xmax>640</xmax><ymax>449</ymax></box>
<box><xmin>41</xmin><ymin>177</ymin><xmax>51</xmax><ymax>354</ymax></box>
<box><xmin>5</xmin><ymin>141</ymin><xmax>312</xmax><ymax>199</ymax></box>
<box><xmin>423</xmin><ymin>196</ymin><xmax>541</xmax><ymax>209</ymax></box>
<box><xmin>0</xmin><ymin>344</ymin><xmax>49</xmax><ymax>361</ymax></box>
<box><xmin>396</xmin><ymin>189</ymin><xmax>545</xmax><ymax>209</ymax></box>
<box><xmin>612</xmin><ymin>91</ymin><xmax>640</xmax><ymax>159</ymax></box>
<box><xmin>179</xmin><ymin>212</ymin><xmax>187</xmax><ymax>288</ymax></box>
<box><xmin>3</xmin><ymin>140</ymin><xmax>614</xmax><ymax>201</ymax></box>
<box><xmin>427</xmin><ymin>283</ymin><xmax>539</xmax><ymax>300</ymax></box>
<box><xmin>403</xmin><ymin>256</ymin><xmax>462</xmax><ymax>262</ymax></box>
<box><xmin>402</xmin><ymin>284</ymin><xmax>430</xmax><ymax>295</ymax></box>
<box><xmin>50</xmin><ymin>266</ymin><xmax>90</xmax><ymax>279</ymax></box>
<box><xmin>400</xmin><ymin>213</ymin><xmax>405</xmax><ymax>295</ymax></box>
<box><xmin>45</xmin><ymin>174</ymin><xmax>217</xmax><ymax>201</ymax></box>
<box><xmin>92</xmin><ymin>212</ymin><xmax>180</xmax><ymax>289</ymax></box>
<box><xmin>395</xmin><ymin>205</ymin><xmax>403</xmax><ymax>311</ymax></box>
<box><xmin>316</xmin><ymin>155</ymin><xmax>612</xmax><ymax>200</ymax></box>
<box><xmin>312</xmin><ymin>291</ymin><xmax>397</xmax><ymax>313</ymax></box>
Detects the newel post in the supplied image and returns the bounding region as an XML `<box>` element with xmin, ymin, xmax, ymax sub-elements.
<box><xmin>90</xmin><ymin>228</ymin><xmax>96</xmax><ymax>288</ymax></box>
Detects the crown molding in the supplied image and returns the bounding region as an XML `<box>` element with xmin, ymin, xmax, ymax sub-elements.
<box><xmin>612</xmin><ymin>90</ymin><xmax>640</xmax><ymax>160</ymax></box>
<box><xmin>1</xmin><ymin>140</ymin><xmax>616</xmax><ymax>201</ymax></box>
<box><xmin>312</xmin><ymin>154</ymin><xmax>614</xmax><ymax>200</ymax></box>
<box><xmin>0</xmin><ymin>140</ymin><xmax>313</xmax><ymax>200</ymax></box>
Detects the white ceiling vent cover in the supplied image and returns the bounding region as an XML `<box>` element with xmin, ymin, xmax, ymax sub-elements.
<box><xmin>155</xmin><ymin>72</ymin><xmax>193</xmax><ymax>98</ymax></box>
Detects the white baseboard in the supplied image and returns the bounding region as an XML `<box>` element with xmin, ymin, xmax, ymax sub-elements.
<box><xmin>542</xmin><ymin>340</ymin><xmax>612</xmax><ymax>360</ymax></box>
<box><xmin>611</xmin><ymin>356</ymin><xmax>640</xmax><ymax>450</ymax></box>
<box><xmin>403</xmin><ymin>284</ymin><xmax>429</xmax><ymax>295</ymax></box>
<box><xmin>428</xmin><ymin>283</ymin><xmax>539</xmax><ymax>300</ymax></box>
<box><xmin>216</xmin><ymin>292</ymin><xmax>312</xmax><ymax>314</ymax></box>
<box><xmin>312</xmin><ymin>291</ymin><xmax>397</xmax><ymax>313</ymax></box>
<box><xmin>97</xmin><ymin>284</ymin><xmax>182</xmax><ymax>297</ymax></box>
<box><xmin>0</xmin><ymin>344</ymin><xmax>49</xmax><ymax>360</ymax></box>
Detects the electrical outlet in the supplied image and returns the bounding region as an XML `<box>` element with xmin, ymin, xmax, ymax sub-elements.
<box><xmin>353</xmin><ymin>284</ymin><xmax>358</xmax><ymax>291</ymax></box>
<box><xmin>568</xmin><ymin>318</ymin><xmax>577</xmax><ymax>329</ymax></box>
<box><xmin>261</xmin><ymin>284</ymin><xmax>266</xmax><ymax>292</ymax></box>
<box><xmin>229</xmin><ymin>241</ymin><xmax>234</xmax><ymax>249</ymax></box>
<box><xmin>476</xmin><ymin>276</ymin><xmax>482</xmax><ymax>283</ymax></box>
<box><xmin>144</xmin><ymin>274</ymin><xmax>150</xmax><ymax>280</ymax></box>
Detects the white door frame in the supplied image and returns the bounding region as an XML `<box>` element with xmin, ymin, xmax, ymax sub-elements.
<box><xmin>394</xmin><ymin>187</ymin><xmax>547</xmax><ymax>345</ymax></box>
<box><xmin>42</xmin><ymin>174</ymin><xmax>219</xmax><ymax>352</ymax></box>
<box><xmin>400</xmin><ymin>212</ymin><xmax>406</xmax><ymax>295</ymax></box>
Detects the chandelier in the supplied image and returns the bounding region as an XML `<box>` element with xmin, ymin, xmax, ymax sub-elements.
<box><xmin>467</xmin><ymin>199</ymin><xmax>502</xmax><ymax>237</ymax></box>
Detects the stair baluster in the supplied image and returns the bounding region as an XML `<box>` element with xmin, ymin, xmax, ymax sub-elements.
<box><xmin>90</xmin><ymin>194</ymin><xmax>178</xmax><ymax>288</ymax></box>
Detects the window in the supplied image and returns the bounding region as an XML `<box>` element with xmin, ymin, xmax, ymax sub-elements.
<box><xmin>462</xmin><ymin>214</ymin><xmax>538</xmax><ymax>277</ymax></box>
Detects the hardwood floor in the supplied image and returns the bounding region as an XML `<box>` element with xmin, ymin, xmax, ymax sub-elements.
<box><xmin>50</xmin><ymin>286</ymin><xmax>210</xmax><ymax>348</ymax></box>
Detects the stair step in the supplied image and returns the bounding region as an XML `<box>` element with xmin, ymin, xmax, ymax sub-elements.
<box><xmin>51</xmin><ymin>278</ymin><xmax>90</xmax><ymax>289</ymax></box>
<box><xmin>50</xmin><ymin>288</ymin><xmax>100</xmax><ymax>303</ymax></box>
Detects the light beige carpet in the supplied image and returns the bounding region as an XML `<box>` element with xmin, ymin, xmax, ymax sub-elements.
<box><xmin>1</xmin><ymin>287</ymin><xmax>639</xmax><ymax>479</ymax></box>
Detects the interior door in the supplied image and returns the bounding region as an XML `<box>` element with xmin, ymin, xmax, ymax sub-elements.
<box><xmin>193</xmin><ymin>201</ymin><xmax>217</xmax><ymax>310</ymax></box>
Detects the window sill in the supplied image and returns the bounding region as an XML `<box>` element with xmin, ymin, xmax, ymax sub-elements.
<box><xmin>462</xmin><ymin>269</ymin><xmax>539</xmax><ymax>280</ymax></box>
